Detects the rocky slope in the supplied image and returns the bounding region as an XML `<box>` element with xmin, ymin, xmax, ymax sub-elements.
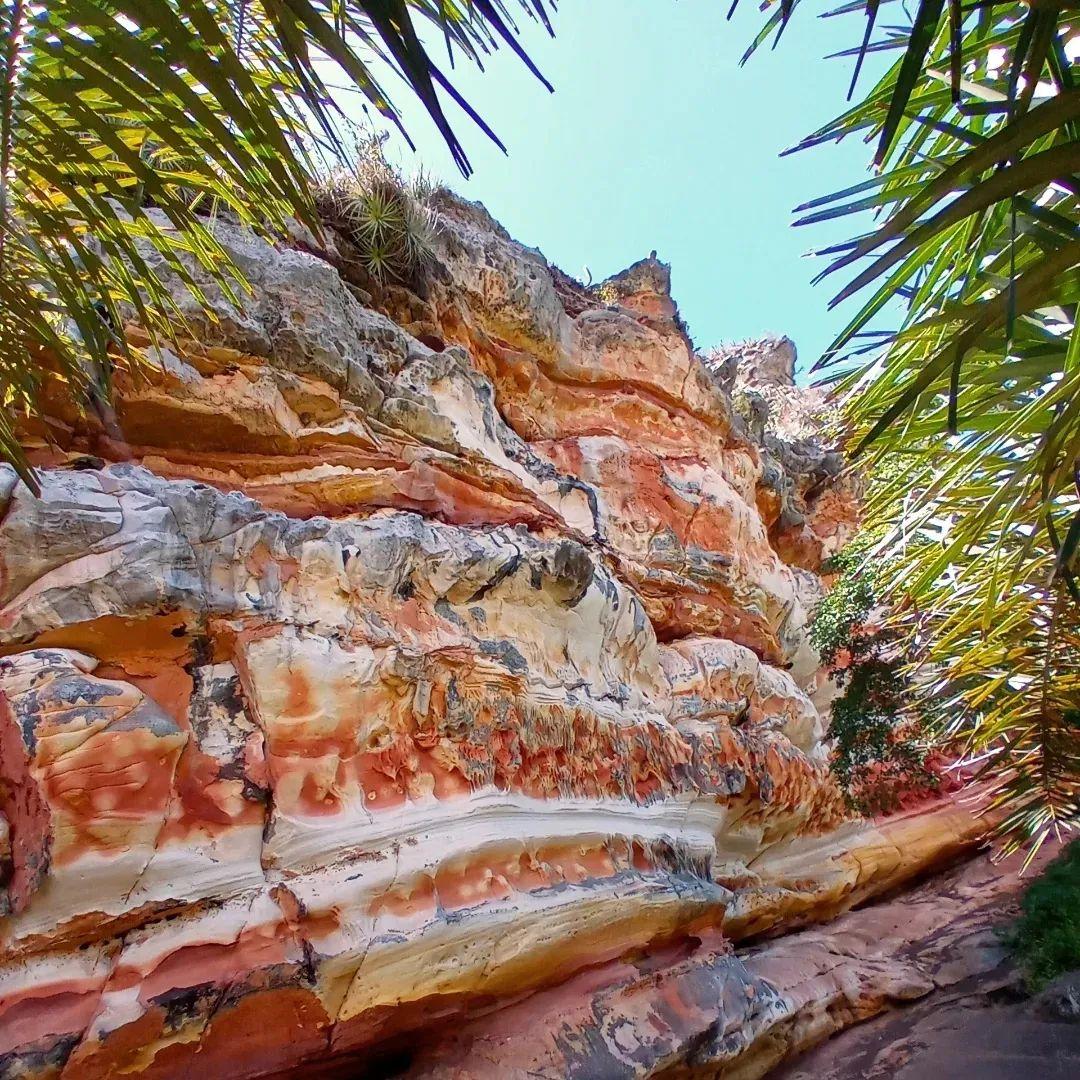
<box><xmin>0</xmin><ymin>194</ymin><xmax>980</xmax><ymax>1079</ymax></box>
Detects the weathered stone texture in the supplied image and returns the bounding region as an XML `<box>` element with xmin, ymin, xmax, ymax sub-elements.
<box><xmin>0</xmin><ymin>196</ymin><xmax>971</xmax><ymax>1080</ymax></box>
<box><xmin>403</xmin><ymin>823</ymin><xmax>1049</xmax><ymax>1080</ymax></box>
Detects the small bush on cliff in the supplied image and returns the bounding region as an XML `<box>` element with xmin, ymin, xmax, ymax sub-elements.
<box><xmin>1007</xmin><ymin>840</ymin><xmax>1080</xmax><ymax>991</ymax></box>
<box><xmin>811</xmin><ymin>539</ymin><xmax>939</xmax><ymax>816</ymax></box>
<box><xmin>596</xmin><ymin>281</ymin><xmax>622</xmax><ymax>306</ymax></box>
<box><xmin>314</xmin><ymin>137</ymin><xmax>444</xmax><ymax>285</ymax></box>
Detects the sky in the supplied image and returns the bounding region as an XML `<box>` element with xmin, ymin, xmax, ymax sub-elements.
<box><xmin>356</xmin><ymin>1</ymin><xmax>886</xmax><ymax>378</ymax></box>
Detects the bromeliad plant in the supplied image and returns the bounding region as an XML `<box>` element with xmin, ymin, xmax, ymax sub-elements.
<box><xmin>313</xmin><ymin>136</ymin><xmax>443</xmax><ymax>285</ymax></box>
<box><xmin>734</xmin><ymin>2</ymin><xmax>1080</xmax><ymax>857</ymax></box>
<box><xmin>0</xmin><ymin>1</ymin><xmax>554</xmax><ymax>491</ymax></box>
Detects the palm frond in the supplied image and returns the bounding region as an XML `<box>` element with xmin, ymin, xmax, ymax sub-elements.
<box><xmin>1</xmin><ymin>1</ymin><xmax>550</xmax><ymax>486</ymax></box>
<box><xmin>744</xmin><ymin>0</ymin><xmax>1080</xmax><ymax>850</ymax></box>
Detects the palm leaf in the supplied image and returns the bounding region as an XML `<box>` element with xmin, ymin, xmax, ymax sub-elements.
<box><xmin>745</xmin><ymin>1</ymin><xmax>1080</xmax><ymax>850</ymax></box>
<box><xmin>0</xmin><ymin>0</ymin><xmax>552</xmax><ymax>486</ymax></box>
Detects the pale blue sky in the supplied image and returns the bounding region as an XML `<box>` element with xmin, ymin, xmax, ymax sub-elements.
<box><xmin>368</xmin><ymin>2</ymin><xmax>884</xmax><ymax>376</ymax></box>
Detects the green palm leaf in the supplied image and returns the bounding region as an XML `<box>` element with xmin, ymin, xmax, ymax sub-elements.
<box><xmin>0</xmin><ymin>0</ymin><xmax>551</xmax><ymax>490</ymax></box>
<box><xmin>741</xmin><ymin>0</ymin><xmax>1080</xmax><ymax>851</ymax></box>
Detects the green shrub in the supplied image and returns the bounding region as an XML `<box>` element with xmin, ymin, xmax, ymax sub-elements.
<box><xmin>313</xmin><ymin>136</ymin><xmax>442</xmax><ymax>284</ymax></box>
<box><xmin>1007</xmin><ymin>839</ymin><xmax>1080</xmax><ymax>990</ymax></box>
<box><xmin>811</xmin><ymin>538</ymin><xmax>938</xmax><ymax>815</ymax></box>
<box><xmin>810</xmin><ymin>542</ymin><xmax>877</xmax><ymax>667</ymax></box>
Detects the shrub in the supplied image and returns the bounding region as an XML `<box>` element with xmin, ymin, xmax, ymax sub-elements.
<box><xmin>1007</xmin><ymin>840</ymin><xmax>1080</xmax><ymax>991</ymax></box>
<box><xmin>811</xmin><ymin>539</ymin><xmax>939</xmax><ymax>815</ymax></box>
<box><xmin>596</xmin><ymin>281</ymin><xmax>622</xmax><ymax>306</ymax></box>
<box><xmin>313</xmin><ymin>136</ymin><xmax>442</xmax><ymax>284</ymax></box>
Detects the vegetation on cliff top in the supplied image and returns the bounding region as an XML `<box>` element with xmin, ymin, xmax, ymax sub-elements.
<box><xmin>313</xmin><ymin>136</ymin><xmax>444</xmax><ymax>286</ymax></box>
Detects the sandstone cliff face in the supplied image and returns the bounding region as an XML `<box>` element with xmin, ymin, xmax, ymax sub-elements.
<box><xmin>1</xmin><ymin>196</ymin><xmax>967</xmax><ymax>1079</ymax></box>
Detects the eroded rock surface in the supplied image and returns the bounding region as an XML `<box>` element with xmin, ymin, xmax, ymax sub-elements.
<box><xmin>402</xmin><ymin>835</ymin><xmax>1058</xmax><ymax>1080</ymax></box>
<box><xmin>0</xmin><ymin>197</ymin><xmax>972</xmax><ymax>1080</ymax></box>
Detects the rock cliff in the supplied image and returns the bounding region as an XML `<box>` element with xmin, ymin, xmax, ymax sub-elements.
<box><xmin>1</xmin><ymin>193</ymin><xmax>979</xmax><ymax>1079</ymax></box>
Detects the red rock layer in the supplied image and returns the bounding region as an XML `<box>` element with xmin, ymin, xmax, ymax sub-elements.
<box><xmin>400</xmin><ymin>819</ymin><xmax>1046</xmax><ymax>1080</ymax></box>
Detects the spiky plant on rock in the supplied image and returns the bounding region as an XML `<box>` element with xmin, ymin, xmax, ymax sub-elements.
<box><xmin>313</xmin><ymin>138</ymin><xmax>443</xmax><ymax>285</ymax></box>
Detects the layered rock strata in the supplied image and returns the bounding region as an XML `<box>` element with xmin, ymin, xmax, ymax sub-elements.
<box><xmin>1</xmin><ymin>196</ymin><xmax>968</xmax><ymax>1079</ymax></box>
<box><xmin>402</xmin><ymin>827</ymin><xmax>1051</xmax><ymax>1080</ymax></box>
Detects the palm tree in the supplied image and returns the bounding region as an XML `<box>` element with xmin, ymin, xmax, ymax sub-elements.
<box><xmin>0</xmin><ymin>0</ymin><xmax>553</xmax><ymax>490</ymax></box>
<box><xmin>736</xmin><ymin>1</ymin><xmax>1079</xmax><ymax>856</ymax></box>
